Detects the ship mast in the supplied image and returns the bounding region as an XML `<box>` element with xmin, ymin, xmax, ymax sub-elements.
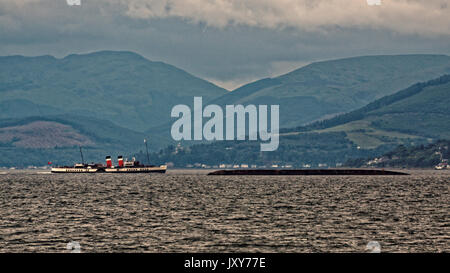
<box><xmin>144</xmin><ymin>139</ymin><xmax>150</xmax><ymax>165</ymax></box>
<box><xmin>79</xmin><ymin>146</ymin><xmax>85</xmax><ymax>165</ymax></box>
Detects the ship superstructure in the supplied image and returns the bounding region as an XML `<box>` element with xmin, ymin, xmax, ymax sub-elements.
<box><xmin>51</xmin><ymin>146</ymin><xmax>167</xmax><ymax>174</ymax></box>
<box><xmin>104</xmin><ymin>156</ymin><xmax>167</xmax><ymax>173</ymax></box>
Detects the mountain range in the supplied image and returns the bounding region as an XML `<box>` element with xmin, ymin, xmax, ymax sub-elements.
<box><xmin>1</xmin><ymin>51</ymin><xmax>449</xmax><ymax>166</ymax></box>
<box><xmin>2</xmin><ymin>52</ymin><xmax>450</xmax><ymax>132</ymax></box>
<box><xmin>146</xmin><ymin>54</ymin><xmax>450</xmax><ymax>142</ymax></box>
<box><xmin>212</xmin><ymin>54</ymin><xmax>450</xmax><ymax>127</ymax></box>
<box><xmin>286</xmin><ymin>74</ymin><xmax>450</xmax><ymax>148</ymax></box>
<box><xmin>142</xmin><ymin>75</ymin><xmax>450</xmax><ymax>167</ymax></box>
<box><xmin>0</xmin><ymin>51</ymin><xmax>227</xmax><ymax>132</ymax></box>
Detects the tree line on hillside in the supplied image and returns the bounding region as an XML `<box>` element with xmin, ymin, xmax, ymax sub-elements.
<box><xmin>282</xmin><ymin>75</ymin><xmax>450</xmax><ymax>134</ymax></box>
<box><xmin>133</xmin><ymin>132</ymin><xmax>400</xmax><ymax>168</ymax></box>
<box><xmin>345</xmin><ymin>139</ymin><xmax>450</xmax><ymax>168</ymax></box>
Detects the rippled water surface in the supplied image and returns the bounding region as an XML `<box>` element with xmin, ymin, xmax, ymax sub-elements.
<box><xmin>0</xmin><ymin>170</ymin><xmax>448</xmax><ymax>252</ymax></box>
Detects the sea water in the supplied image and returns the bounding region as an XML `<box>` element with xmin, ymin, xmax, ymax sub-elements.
<box><xmin>0</xmin><ymin>170</ymin><xmax>448</xmax><ymax>252</ymax></box>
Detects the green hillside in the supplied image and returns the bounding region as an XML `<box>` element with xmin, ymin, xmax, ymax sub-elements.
<box><xmin>212</xmin><ymin>55</ymin><xmax>450</xmax><ymax>128</ymax></box>
<box><xmin>0</xmin><ymin>51</ymin><xmax>228</xmax><ymax>132</ymax></box>
<box><xmin>346</xmin><ymin>140</ymin><xmax>450</xmax><ymax>168</ymax></box>
<box><xmin>144</xmin><ymin>75</ymin><xmax>450</xmax><ymax>167</ymax></box>
<box><xmin>287</xmin><ymin>75</ymin><xmax>450</xmax><ymax>149</ymax></box>
<box><xmin>2</xmin><ymin>53</ymin><xmax>450</xmax><ymax>167</ymax></box>
<box><xmin>0</xmin><ymin>115</ymin><xmax>163</xmax><ymax>167</ymax></box>
<box><xmin>136</xmin><ymin>131</ymin><xmax>395</xmax><ymax>168</ymax></box>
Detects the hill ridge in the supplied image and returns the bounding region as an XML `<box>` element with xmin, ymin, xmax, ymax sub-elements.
<box><xmin>212</xmin><ymin>54</ymin><xmax>450</xmax><ymax>128</ymax></box>
<box><xmin>287</xmin><ymin>74</ymin><xmax>450</xmax><ymax>132</ymax></box>
<box><xmin>0</xmin><ymin>50</ymin><xmax>228</xmax><ymax>132</ymax></box>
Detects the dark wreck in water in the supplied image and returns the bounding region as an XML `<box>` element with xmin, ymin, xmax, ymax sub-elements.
<box><xmin>208</xmin><ymin>169</ymin><xmax>409</xmax><ymax>176</ymax></box>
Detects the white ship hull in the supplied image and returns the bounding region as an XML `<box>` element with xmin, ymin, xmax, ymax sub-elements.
<box><xmin>51</xmin><ymin>165</ymin><xmax>167</xmax><ymax>173</ymax></box>
<box><xmin>104</xmin><ymin>165</ymin><xmax>167</xmax><ymax>173</ymax></box>
<box><xmin>51</xmin><ymin>167</ymin><xmax>100</xmax><ymax>173</ymax></box>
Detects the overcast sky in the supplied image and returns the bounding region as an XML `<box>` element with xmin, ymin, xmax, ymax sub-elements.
<box><xmin>1</xmin><ymin>0</ymin><xmax>449</xmax><ymax>90</ymax></box>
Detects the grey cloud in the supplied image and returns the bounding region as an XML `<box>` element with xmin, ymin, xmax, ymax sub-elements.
<box><xmin>0</xmin><ymin>0</ymin><xmax>449</xmax><ymax>90</ymax></box>
<box><xmin>118</xmin><ymin>0</ymin><xmax>450</xmax><ymax>36</ymax></box>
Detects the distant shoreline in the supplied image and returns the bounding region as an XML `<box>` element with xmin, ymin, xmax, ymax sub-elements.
<box><xmin>1</xmin><ymin>168</ymin><xmax>448</xmax><ymax>176</ymax></box>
